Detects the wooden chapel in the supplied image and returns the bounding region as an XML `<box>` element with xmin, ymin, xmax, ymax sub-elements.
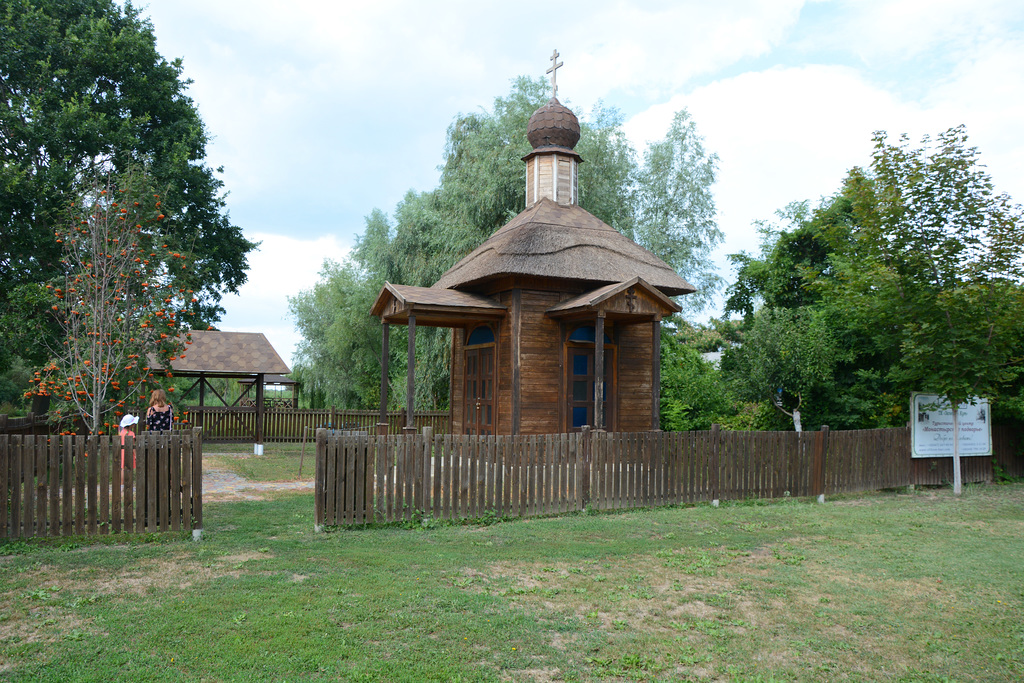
<box><xmin>371</xmin><ymin>57</ymin><xmax>695</xmax><ymax>436</ymax></box>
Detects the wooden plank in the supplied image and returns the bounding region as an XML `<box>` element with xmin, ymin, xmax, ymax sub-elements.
<box><xmin>36</xmin><ymin>436</ymin><xmax>48</xmax><ymax>536</ymax></box>
<box><xmin>71</xmin><ymin>435</ymin><xmax>84</xmax><ymax>535</ymax></box>
<box><xmin>10</xmin><ymin>436</ymin><xmax>23</xmax><ymax>538</ymax></box>
<box><xmin>350</xmin><ymin>436</ymin><xmax>361</xmax><ymax>524</ymax></box>
<box><xmin>186</xmin><ymin>429</ymin><xmax>198</xmax><ymax>533</ymax></box>
<box><xmin>467</xmin><ymin>436</ymin><xmax>478</xmax><ymax>519</ymax></box>
<box><xmin>441</xmin><ymin>435</ymin><xmax>452</xmax><ymax>521</ymax></box>
<box><xmin>436</xmin><ymin>432</ymin><xmax>444</xmax><ymax>518</ymax></box>
<box><xmin>97</xmin><ymin>437</ymin><xmax>108</xmax><ymax>535</ymax></box>
<box><xmin>495</xmin><ymin>435</ymin><xmax>505</xmax><ymax>518</ymax></box>
<box><xmin>0</xmin><ymin>436</ymin><xmax>8</xmax><ymax>538</ymax></box>
<box><xmin>22</xmin><ymin>436</ymin><xmax>35</xmax><ymax>537</ymax></box>
<box><xmin>526</xmin><ymin>436</ymin><xmax>536</xmax><ymax>517</ymax></box>
<box><xmin>405</xmin><ymin>434</ymin><xmax>416</xmax><ymax>521</ymax></box>
<box><xmin>450</xmin><ymin>435</ymin><xmax>460</xmax><ymax>520</ymax></box>
<box><xmin>123</xmin><ymin>435</ymin><xmax>135</xmax><ymax>534</ymax></box>
<box><xmin>510</xmin><ymin>436</ymin><xmax>521</xmax><ymax>518</ymax></box>
<box><xmin>325</xmin><ymin>433</ymin><xmax>337</xmax><ymax>525</ymax></box>
<box><xmin>156</xmin><ymin>435</ymin><xmax>168</xmax><ymax>532</ymax></box>
<box><xmin>538</xmin><ymin>435</ymin><xmax>548</xmax><ymax>515</ymax></box>
<box><xmin>47</xmin><ymin>437</ymin><xmax>59</xmax><ymax>536</ymax></box>
<box><xmin>354</xmin><ymin>434</ymin><xmax>366</xmax><ymax>525</ymax></box>
<box><xmin>170</xmin><ymin>432</ymin><xmax>182</xmax><ymax>531</ymax></box>
<box><xmin>142</xmin><ymin>433</ymin><xmax>155</xmax><ymax>532</ymax></box>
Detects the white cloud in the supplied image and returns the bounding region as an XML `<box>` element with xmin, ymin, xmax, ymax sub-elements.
<box><xmin>214</xmin><ymin>233</ymin><xmax>351</xmax><ymax>367</ymax></box>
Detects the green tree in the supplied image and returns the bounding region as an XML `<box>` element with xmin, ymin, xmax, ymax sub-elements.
<box><xmin>659</xmin><ymin>326</ymin><xmax>733</xmax><ymax>432</ymax></box>
<box><xmin>0</xmin><ymin>0</ymin><xmax>254</xmax><ymax>373</ymax></box>
<box><xmin>826</xmin><ymin>127</ymin><xmax>1024</xmax><ymax>493</ymax></box>
<box><xmin>29</xmin><ymin>169</ymin><xmax>199</xmax><ymax>434</ymax></box>
<box><xmin>635</xmin><ymin>110</ymin><xmax>722</xmax><ymax>313</ymax></box>
<box><xmin>722</xmin><ymin>307</ymin><xmax>838</xmax><ymax>432</ymax></box>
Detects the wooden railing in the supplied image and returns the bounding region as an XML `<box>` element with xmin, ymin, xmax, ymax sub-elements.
<box><xmin>182</xmin><ymin>407</ymin><xmax>450</xmax><ymax>443</ymax></box>
<box><xmin>1</xmin><ymin>430</ymin><xmax>203</xmax><ymax>539</ymax></box>
<box><xmin>0</xmin><ymin>413</ymin><xmax>50</xmax><ymax>436</ymax></box>
<box><xmin>315</xmin><ymin>425</ymin><xmax>1022</xmax><ymax>527</ymax></box>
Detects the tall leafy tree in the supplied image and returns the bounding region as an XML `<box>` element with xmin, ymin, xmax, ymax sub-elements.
<box><xmin>826</xmin><ymin>127</ymin><xmax>1024</xmax><ymax>493</ymax></box>
<box><xmin>636</xmin><ymin>109</ymin><xmax>722</xmax><ymax>312</ymax></box>
<box><xmin>0</xmin><ymin>0</ymin><xmax>254</xmax><ymax>373</ymax></box>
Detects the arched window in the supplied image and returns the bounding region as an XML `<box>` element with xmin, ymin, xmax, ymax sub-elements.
<box><xmin>466</xmin><ymin>325</ymin><xmax>495</xmax><ymax>346</ymax></box>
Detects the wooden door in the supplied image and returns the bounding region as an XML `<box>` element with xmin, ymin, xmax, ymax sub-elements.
<box><xmin>465</xmin><ymin>347</ymin><xmax>495</xmax><ymax>435</ymax></box>
<box><xmin>567</xmin><ymin>347</ymin><xmax>611</xmax><ymax>431</ymax></box>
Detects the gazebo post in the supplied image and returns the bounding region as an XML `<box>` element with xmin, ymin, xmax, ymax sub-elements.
<box><xmin>652</xmin><ymin>316</ymin><xmax>661</xmax><ymax>431</ymax></box>
<box><xmin>378</xmin><ymin>322</ymin><xmax>390</xmax><ymax>436</ymax></box>
<box><xmin>198</xmin><ymin>372</ymin><xmax>206</xmax><ymax>432</ymax></box>
<box><xmin>255</xmin><ymin>372</ymin><xmax>265</xmax><ymax>455</ymax></box>
<box><xmin>595</xmin><ymin>313</ymin><xmax>605</xmax><ymax>431</ymax></box>
<box><xmin>404</xmin><ymin>314</ymin><xmax>416</xmax><ymax>434</ymax></box>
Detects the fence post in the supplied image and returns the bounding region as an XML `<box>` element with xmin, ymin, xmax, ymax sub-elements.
<box><xmin>581</xmin><ymin>425</ymin><xmax>592</xmax><ymax>510</ymax></box>
<box><xmin>314</xmin><ymin>428</ymin><xmax>326</xmax><ymax>532</ymax></box>
<box><xmin>192</xmin><ymin>427</ymin><xmax>204</xmax><ymax>541</ymax></box>
<box><xmin>421</xmin><ymin>426</ymin><xmax>433</xmax><ymax>517</ymax></box>
<box><xmin>711</xmin><ymin>423</ymin><xmax>721</xmax><ymax>507</ymax></box>
<box><xmin>813</xmin><ymin>425</ymin><xmax>829</xmax><ymax>503</ymax></box>
<box><xmin>0</xmin><ymin>414</ymin><xmax>6</xmax><ymax>434</ymax></box>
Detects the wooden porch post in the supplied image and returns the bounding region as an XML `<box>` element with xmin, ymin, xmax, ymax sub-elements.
<box><xmin>378</xmin><ymin>322</ymin><xmax>390</xmax><ymax>436</ymax></box>
<box><xmin>652</xmin><ymin>317</ymin><xmax>661</xmax><ymax>431</ymax></box>
<box><xmin>595</xmin><ymin>313</ymin><xmax>605</xmax><ymax>431</ymax></box>
<box><xmin>405</xmin><ymin>314</ymin><xmax>416</xmax><ymax>433</ymax></box>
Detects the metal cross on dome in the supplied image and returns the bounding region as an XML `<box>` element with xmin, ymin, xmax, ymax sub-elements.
<box><xmin>546</xmin><ymin>49</ymin><xmax>563</xmax><ymax>98</ymax></box>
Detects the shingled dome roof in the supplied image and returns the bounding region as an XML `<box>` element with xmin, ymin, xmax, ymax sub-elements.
<box><xmin>432</xmin><ymin>198</ymin><xmax>696</xmax><ymax>296</ymax></box>
<box><xmin>526</xmin><ymin>97</ymin><xmax>581</xmax><ymax>151</ymax></box>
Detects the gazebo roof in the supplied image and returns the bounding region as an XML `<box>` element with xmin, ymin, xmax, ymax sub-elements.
<box><xmin>166</xmin><ymin>330</ymin><xmax>291</xmax><ymax>377</ymax></box>
<box><xmin>432</xmin><ymin>198</ymin><xmax>696</xmax><ymax>296</ymax></box>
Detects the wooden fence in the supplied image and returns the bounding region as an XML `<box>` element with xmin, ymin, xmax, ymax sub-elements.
<box><xmin>315</xmin><ymin>425</ymin><xmax>1022</xmax><ymax>527</ymax></box>
<box><xmin>1</xmin><ymin>429</ymin><xmax>203</xmax><ymax>539</ymax></box>
<box><xmin>0</xmin><ymin>413</ymin><xmax>51</xmax><ymax>436</ymax></box>
<box><xmin>182</xmin><ymin>407</ymin><xmax>450</xmax><ymax>443</ymax></box>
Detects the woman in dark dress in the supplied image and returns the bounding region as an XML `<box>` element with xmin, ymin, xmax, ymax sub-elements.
<box><xmin>146</xmin><ymin>388</ymin><xmax>174</xmax><ymax>432</ymax></box>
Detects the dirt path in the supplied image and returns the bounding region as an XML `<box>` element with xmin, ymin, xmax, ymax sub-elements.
<box><xmin>203</xmin><ymin>467</ymin><xmax>314</xmax><ymax>502</ymax></box>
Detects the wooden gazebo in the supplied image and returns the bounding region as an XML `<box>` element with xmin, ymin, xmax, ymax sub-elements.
<box><xmin>166</xmin><ymin>330</ymin><xmax>291</xmax><ymax>450</ymax></box>
<box><xmin>371</xmin><ymin>72</ymin><xmax>694</xmax><ymax>436</ymax></box>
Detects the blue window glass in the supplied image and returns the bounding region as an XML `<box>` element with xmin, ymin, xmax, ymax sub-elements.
<box><xmin>572</xmin><ymin>406</ymin><xmax>588</xmax><ymax>428</ymax></box>
<box><xmin>467</xmin><ymin>326</ymin><xmax>495</xmax><ymax>346</ymax></box>
<box><xmin>573</xmin><ymin>353</ymin><xmax>589</xmax><ymax>376</ymax></box>
<box><xmin>569</xmin><ymin>326</ymin><xmax>595</xmax><ymax>343</ymax></box>
<box><xmin>568</xmin><ymin>326</ymin><xmax>612</xmax><ymax>344</ymax></box>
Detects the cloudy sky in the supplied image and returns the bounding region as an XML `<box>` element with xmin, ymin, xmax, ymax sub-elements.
<box><xmin>141</xmin><ymin>0</ymin><xmax>1024</xmax><ymax>368</ymax></box>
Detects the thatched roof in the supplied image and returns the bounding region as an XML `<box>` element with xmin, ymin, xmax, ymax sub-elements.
<box><xmin>166</xmin><ymin>330</ymin><xmax>291</xmax><ymax>376</ymax></box>
<box><xmin>432</xmin><ymin>198</ymin><xmax>696</xmax><ymax>296</ymax></box>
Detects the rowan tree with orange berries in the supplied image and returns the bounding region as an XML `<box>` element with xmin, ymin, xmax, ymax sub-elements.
<box><xmin>29</xmin><ymin>169</ymin><xmax>202</xmax><ymax>434</ymax></box>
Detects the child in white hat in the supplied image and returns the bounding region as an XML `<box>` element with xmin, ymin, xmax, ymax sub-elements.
<box><xmin>119</xmin><ymin>414</ymin><xmax>139</xmax><ymax>468</ymax></box>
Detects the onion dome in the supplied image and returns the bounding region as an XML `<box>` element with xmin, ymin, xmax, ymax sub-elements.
<box><xmin>526</xmin><ymin>98</ymin><xmax>581</xmax><ymax>151</ymax></box>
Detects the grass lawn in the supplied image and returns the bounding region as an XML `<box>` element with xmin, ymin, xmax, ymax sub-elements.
<box><xmin>0</xmin><ymin>444</ymin><xmax>1021</xmax><ymax>681</ymax></box>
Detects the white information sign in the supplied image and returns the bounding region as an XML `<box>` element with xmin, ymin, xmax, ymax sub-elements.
<box><xmin>910</xmin><ymin>393</ymin><xmax>992</xmax><ymax>458</ymax></box>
